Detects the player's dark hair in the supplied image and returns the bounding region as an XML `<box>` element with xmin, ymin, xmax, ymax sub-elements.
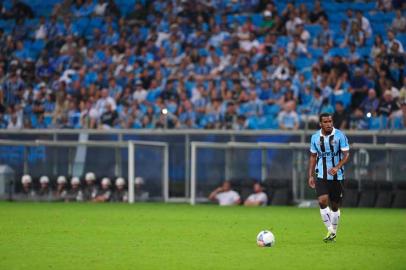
<box><xmin>319</xmin><ymin>113</ymin><xmax>332</xmax><ymax>123</ymax></box>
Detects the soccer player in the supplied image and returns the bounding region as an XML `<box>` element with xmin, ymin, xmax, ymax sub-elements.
<box><xmin>308</xmin><ymin>113</ymin><xmax>350</xmax><ymax>242</ymax></box>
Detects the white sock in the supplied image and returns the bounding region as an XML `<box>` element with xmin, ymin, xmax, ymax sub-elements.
<box><xmin>320</xmin><ymin>207</ymin><xmax>332</xmax><ymax>231</ymax></box>
<box><xmin>331</xmin><ymin>209</ymin><xmax>340</xmax><ymax>234</ymax></box>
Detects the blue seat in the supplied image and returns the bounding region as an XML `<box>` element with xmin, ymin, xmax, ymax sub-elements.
<box><xmin>305</xmin><ymin>24</ymin><xmax>322</xmax><ymax>37</ymax></box>
<box><xmin>247</xmin><ymin>116</ymin><xmax>259</xmax><ymax>129</ymax></box>
<box><xmin>294</xmin><ymin>57</ymin><xmax>315</xmax><ymax>71</ymax></box>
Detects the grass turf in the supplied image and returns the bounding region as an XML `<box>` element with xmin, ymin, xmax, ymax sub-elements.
<box><xmin>0</xmin><ymin>202</ymin><xmax>405</xmax><ymax>270</ymax></box>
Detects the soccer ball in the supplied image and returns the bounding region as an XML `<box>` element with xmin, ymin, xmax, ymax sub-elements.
<box><xmin>256</xmin><ymin>230</ymin><xmax>275</xmax><ymax>247</ymax></box>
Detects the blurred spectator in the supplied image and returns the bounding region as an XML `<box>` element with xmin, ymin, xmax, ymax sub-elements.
<box><xmin>360</xmin><ymin>88</ymin><xmax>380</xmax><ymax>116</ymax></box>
<box><xmin>333</xmin><ymin>101</ymin><xmax>349</xmax><ymax>129</ymax></box>
<box><xmin>377</xmin><ymin>90</ymin><xmax>400</xmax><ymax>117</ymax></box>
<box><xmin>350</xmin><ymin>68</ymin><xmax>369</xmax><ymax>109</ymax></box>
<box><xmin>391</xmin><ymin>10</ymin><xmax>406</xmax><ymax>33</ymax></box>
<box><xmin>386</xmin><ymin>30</ymin><xmax>404</xmax><ymax>53</ymax></box>
<box><xmin>54</xmin><ymin>175</ymin><xmax>68</xmax><ymax>201</ymax></box>
<box><xmin>83</xmin><ymin>172</ymin><xmax>98</xmax><ymax>201</ymax></box>
<box><xmin>308</xmin><ymin>0</ymin><xmax>327</xmax><ymax>24</ymax></box>
<box><xmin>134</xmin><ymin>177</ymin><xmax>149</xmax><ymax>202</ymax></box>
<box><xmin>244</xmin><ymin>182</ymin><xmax>268</xmax><ymax>206</ymax></box>
<box><xmin>18</xmin><ymin>174</ymin><xmax>36</xmax><ymax>201</ymax></box>
<box><xmin>37</xmin><ymin>175</ymin><xmax>52</xmax><ymax>201</ymax></box>
<box><xmin>278</xmin><ymin>100</ymin><xmax>299</xmax><ymax>130</ymax></box>
<box><xmin>208</xmin><ymin>180</ymin><xmax>241</xmax><ymax>206</ymax></box>
<box><xmin>112</xmin><ymin>177</ymin><xmax>128</xmax><ymax>202</ymax></box>
<box><xmin>94</xmin><ymin>177</ymin><xmax>112</xmax><ymax>202</ymax></box>
<box><xmin>355</xmin><ymin>10</ymin><xmax>372</xmax><ymax>39</ymax></box>
<box><xmin>66</xmin><ymin>177</ymin><xmax>84</xmax><ymax>202</ymax></box>
<box><xmin>350</xmin><ymin>107</ymin><xmax>368</xmax><ymax>129</ymax></box>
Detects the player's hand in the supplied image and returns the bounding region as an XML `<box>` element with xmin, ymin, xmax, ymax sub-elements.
<box><xmin>328</xmin><ymin>167</ymin><xmax>339</xmax><ymax>176</ymax></box>
<box><xmin>308</xmin><ymin>176</ymin><xmax>315</xmax><ymax>189</ymax></box>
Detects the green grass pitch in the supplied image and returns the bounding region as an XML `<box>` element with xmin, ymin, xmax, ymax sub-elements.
<box><xmin>0</xmin><ymin>202</ymin><xmax>405</xmax><ymax>270</ymax></box>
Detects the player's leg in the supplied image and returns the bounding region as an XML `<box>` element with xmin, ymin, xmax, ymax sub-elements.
<box><xmin>329</xmin><ymin>181</ymin><xmax>344</xmax><ymax>237</ymax></box>
<box><xmin>315</xmin><ymin>179</ymin><xmax>333</xmax><ymax>233</ymax></box>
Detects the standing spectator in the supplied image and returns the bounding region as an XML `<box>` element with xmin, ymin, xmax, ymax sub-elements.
<box><xmin>278</xmin><ymin>101</ymin><xmax>299</xmax><ymax>130</ymax></box>
<box><xmin>244</xmin><ymin>182</ymin><xmax>268</xmax><ymax>206</ymax></box>
<box><xmin>208</xmin><ymin>180</ymin><xmax>241</xmax><ymax>206</ymax></box>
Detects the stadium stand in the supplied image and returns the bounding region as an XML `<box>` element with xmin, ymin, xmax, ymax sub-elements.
<box><xmin>358</xmin><ymin>180</ymin><xmax>377</xmax><ymax>207</ymax></box>
<box><xmin>0</xmin><ymin>0</ymin><xmax>404</xmax><ymax>130</ymax></box>
<box><xmin>375</xmin><ymin>180</ymin><xmax>393</xmax><ymax>208</ymax></box>
<box><xmin>392</xmin><ymin>181</ymin><xmax>406</xmax><ymax>208</ymax></box>
<box><xmin>342</xmin><ymin>179</ymin><xmax>359</xmax><ymax>207</ymax></box>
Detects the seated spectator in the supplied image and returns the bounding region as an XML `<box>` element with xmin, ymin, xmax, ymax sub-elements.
<box><xmin>349</xmin><ymin>68</ymin><xmax>369</xmax><ymax>109</ymax></box>
<box><xmin>386</xmin><ymin>30</ymin><xmax>404</xmax><ymax>53</ymax></box>
<box><xmin>391</xmin><ymin>102</ymin><xmax>406</xmax><ymax>129</ymax></box>
<box><xmin>377</xmin><ymin>90</ymin><xmax>400</xmax><ymax>117</ymax></box>
<box><xmin>209</xmin><ymin>180</ymin><xmax>241</xmax><ymax>206</ymax></box>
<box><xmin>134</xmin><ymin>177</ymin><xmax>149</xmax><ymax>202</ymax></box>
<box><xmin>333</xmin><ymin>101</ymin><xmax>349</xmax><ymax>129</ymax></box>
<box><xmin>278</xmin><ymin>101</ymin><xmax>299</xmax><ymax>130</ymax></box>
<box><xmin>18</xmin><ymin>174</ymin><xmax>36</xmax><ymax>201</ymax></box>
<box><xmin>308</xmin><ymin>0</ymin><xmax>327</xmax><ymax>24</ymax></box>
<box><xmin>54</xmin><ymin>175</ymin><xmax>68</xmax><ymax>201</ymax></box>
<box><xmin>360</xmin><ymin>89</ymin><xmax>380</xmax><ymax>116</ymax></box>
<box><xmin>37</xmin><ymin>176</ymin><xmax>52</xmax><ymax>201</ymax></box>
<box><xmin>94</xmin><ymin>177</ymin><xmax>112</xmax><ymax>202</ymax></box>
<box><xmin>391</xmin><ymin>10</ymin><xmax>406</xmax><ymax>33</ymax></box>
<box><xmin>244</xmin><ymin>183</ymin><xmax>268</xmax><ymax>206</ymax></box>
<box><xmin>83</xmin><ymin>172</ymin><xmax>98</xmax><ymax>201</ymax></box>
<box><xmin>355</xmin><ymin>10</ymin><xmax>372</xmax><ymax>39</ymax></box>
<box><xmin>349</xmin><ymin>107</ymin><xmax>368</xmax><ymax>129</ymax></box>
<box><xmin>342</xmin><ymin>21</ymin><xmax>365</xmax><ymax>48</ymax></box>
<box><xmin>112</xmin><ymin>177</ymin><xmax>128</xmax><ymax>202</ymax></box>
<box><xmin>66</xmin><ymin>177</ymin><xmax>84</xmax><ymax>202</ymax></box>
<box><xmin>100</xmin><ymin>103</ymin><xmax>118</xmax><ymax>129</ymax></box>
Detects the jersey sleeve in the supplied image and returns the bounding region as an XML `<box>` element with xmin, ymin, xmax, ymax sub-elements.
<box><xmin>310</xmin><ymin>136</ymin><xmax>317</xmax><ymax>153</ymax></box>
<box><xmin>340</xmin><ymin>133</ymin><xmax>350</xmax><ymax>151</ymax></box>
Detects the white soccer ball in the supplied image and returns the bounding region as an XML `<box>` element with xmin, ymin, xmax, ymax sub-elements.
<box><xmin>256</xmin><ymin>230</ymin><xmax>275</xmax><ymax>247</ymax></box>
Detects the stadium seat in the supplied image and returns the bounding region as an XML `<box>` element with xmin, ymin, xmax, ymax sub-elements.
<box><xmin>342</xmin><ymin>179</ymin><xmax>359</xmax><ymax>207</ymax></box>
<box><xmin>375</xmin><ymin>181</ymin><xmax>393</xmax><ymax>208</ymax></box>
<box><xmin>267</xmin><ymin>179</ymin><xmax>292</xmax><ymax>206</ymax></box>
<box><xmin>392</xmin><ymin>182</ymin><xmax>406</xmax><ymax>208</ymax></box>
<box><xmin>358</xmin><ymin>181</ymin><xmax>377</xmax><ymax>207</ymax></box>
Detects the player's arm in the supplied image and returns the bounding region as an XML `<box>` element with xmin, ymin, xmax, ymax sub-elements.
<box><xmin>244</xmin><ymin>200</ymin><xmax>261</xmax><ymax>206</ymax></box>
<box><xmin>308</xmin><ymin>152</ymin><xmax>317</xmax><ymax>189</ymax></box>
<box><xmin>328</xmin><ymin>150</ymin><xmax>350</xmax><ymax>176</ymax></box>
<box><xmin>208</xmin><ymin>187</ymin><xmax>223</xmax><ymax>202</ymax></box>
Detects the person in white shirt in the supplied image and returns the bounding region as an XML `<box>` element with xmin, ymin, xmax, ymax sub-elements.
<box><xmin>209</xmin><ymin>181</ymin><xmax>241</xmax><ymax>206</ymax></box>
<box><xmin>244</xmin><ymin>183</ymin><xmax>268</xmax><ymax>206</ymax></box>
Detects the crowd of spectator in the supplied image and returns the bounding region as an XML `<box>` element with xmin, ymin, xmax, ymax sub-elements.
<box><xmin>0</xmin><ymin>0</ymin><xmax>405</xmax><ymax>130</ymax></box>
<box><xmin>14</xmin><ymin>172</ymin><xmax>149</xmax><ymax>202</ymax></box>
